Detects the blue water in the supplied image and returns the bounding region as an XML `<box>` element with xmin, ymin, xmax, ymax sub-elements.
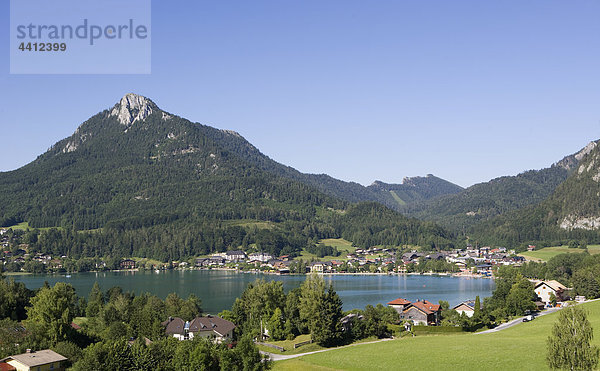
<box><xmin>11</xmin><ymin>270</ymin><xmax>495</xmax><ymax>313</ymax></box>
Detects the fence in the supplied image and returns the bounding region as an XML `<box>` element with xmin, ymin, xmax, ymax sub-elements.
<box><xmin>255</xmin><ymin>342</ymin><xmax>285</xmax><ymax>352</ymax></box>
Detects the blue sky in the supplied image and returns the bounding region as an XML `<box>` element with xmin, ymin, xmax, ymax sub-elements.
<box><xmin>1</xmin><ymin>0</ymin><xmax>599</xmax><ymax>188</ymax></box>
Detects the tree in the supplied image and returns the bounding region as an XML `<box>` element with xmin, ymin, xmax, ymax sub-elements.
<box><xmin>505</xmin><ymin>274</ymin><xmax>536</xmax><ymax>316</ymax></box>
<box><xmin>311</xmin><ymin>286</ymin><xmax>344</xmax><ymax>347</ymax></box>
<box><xmin>25</xmin><ymin>282</ymin><xmax>77</xmax><ymax>345</ymax></box>
<box><xmin>547</xmin><ymin>305</ymin><xmax>599</xmax><ymax>370</ymax></box>
<box><xmin>573</xmin><ymin>268</ymin><xmax>600</xmax><ymax>300</ymax></box>
<box><xmin>299</xmin><ymin>273</ymin><xmax>326</xmax><ymax>335</ymax></box>
<box><xmin>86</xmin><ymin>282</ymin><xmax>104</xmax><ymax>317</ymax></box>
<box><xmin>266</xmin><ymin>307</ymin><xmax>285</xmax><ymax>341</ymax></box>
<box><xmin>473</xmin><ymin>296</ymin><xmax>481</xmax><ymax>319</ymax></box>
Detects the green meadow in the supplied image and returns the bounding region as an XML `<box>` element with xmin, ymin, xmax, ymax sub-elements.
<box><xmin>273</xmin><ymin>300</ymin><xmax>600</xmax><ymax>371</ymax></box>
<box><xmin>519</xmin><ymin>245</ymin><xmax>600</xmax><ymax>262</ymax></box>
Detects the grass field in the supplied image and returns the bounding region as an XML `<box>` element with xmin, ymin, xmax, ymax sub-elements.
<box><xmin>3</xmin><ymin>221</ymin><xmax>61</xmax><ymax>232</ymax></box>
<box><xmin>256</xmin><ymin>335</ymin><xmax>324</xmax><ymax>355</ymax></box>
<box><xmin>273</xmin><ymin>300</ymin><xmax>600</xmax><ymax>371</ymax></box>
<box><xmin>299</xmin><ymin>239</ymin><xmax>356</xmax><ymax>261</ymax></box>
<box><xmin>519</xmin><ymin>245</ymin><xmax>600</xmax><ymax>262</ymax></box>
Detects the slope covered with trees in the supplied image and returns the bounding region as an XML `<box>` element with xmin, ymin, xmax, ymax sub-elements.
<box><xmin>404</xmin><ymin>142</ymin><xmax>596</xmax><ymax>232</ymax></box>
<box><xmin>470</xmin><ymin>142</ymin><xmax>600</xmax><ymax>247</ymax></box>
<box><xmin>0</xmin><ymin>94</ymin><xmax>455</xmax><ymax>261</ymax></box>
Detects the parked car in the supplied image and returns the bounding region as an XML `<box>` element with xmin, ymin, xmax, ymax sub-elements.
<box><xmin>523</xmin><ymin>315</ymin><xmax>534</xmax><ymax>322</ymax></box>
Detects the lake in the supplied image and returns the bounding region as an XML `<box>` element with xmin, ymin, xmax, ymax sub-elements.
<box><xmin>11</xmin><ymin>270</ymin><xmax>496</xmax><ymax>313</ymax></box>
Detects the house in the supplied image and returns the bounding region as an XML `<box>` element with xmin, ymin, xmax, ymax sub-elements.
<box><xmin>248</xmin><ymin>252</ymin><xmax>272</xmax><ymax>263</ymax></box>
<box><xmin>119</xmin><ymin>259</ymin><xmax>136</xmax><ymax>269</ymax></box>
<box><xmin>534</xmin><ymin>280</ymin><xmax>567</xmax><ymax>305</ymax></box>
<box><xmin>163</xmin><ymin>315</ymin><xmax>235</xmax><ymax>343</ymax></box>
<box><xmin>340</xmin><ymin>313</ymin><xmax>364</xmax><ymax>332</ymax></box>
<box><xmin>397</xmin><ymin>300</ymin><xmax>441</xmax><ymax>326</ymax></box>
<box><xmin>310</xmin><ymin>262</ymin><xmax>325</xmax><ymax>273</ymax></box>
<box><xmin>387</xmin><ymin>298</ymin><xmax>412</xmax><ymax>314</ymax></box>
<box><xmin>225</xmin><ymin>250</ymin><xmax>246</xmax><ymax>262</ymax></box>
<box><xmin>1</xmin><ymin>349</ymin><xmax>67</xmax><ymax>371</ymax></box>
<box><xmin>453</xmin><ymin>300</ymin><xmax>481</xmax><ymax>317</ymax></box>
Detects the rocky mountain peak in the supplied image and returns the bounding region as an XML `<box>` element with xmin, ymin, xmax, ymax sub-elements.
<box><xmin>555</xmin><ymin>140</ymin><xmax>599</xmax><ymax>171</ymax></box>
<box><xmin>109</xmin><ymin>93</ymin><xmax>158</xmax><ymax>127</ymax></box>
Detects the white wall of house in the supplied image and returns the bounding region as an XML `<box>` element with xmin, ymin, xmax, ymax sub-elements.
<box><xmin>536</xmin><ymin>283</ymin><xmax>557</xmax><ymax>304</ymax></box>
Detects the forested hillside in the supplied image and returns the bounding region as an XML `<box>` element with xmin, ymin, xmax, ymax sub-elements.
<box><xmin>368</xmin><ymin>175</ymin><xmax>463</xmax><ymax>206</ymax></box>
<box><xmin>0</xmin><ymin>94</ymin><xmax>455</xmax><ymax>260</ymax></box>
<box><xmin>404</xmin><ymin>142</ymin><xmax>597</xmax><ymax>231</ymax></box>
<box><xmin>471</xmin><ymin>142</ymin><xmax>600</xmax><ymax>247</ymax></box>
<box><xmin>201</xmin><ymin>125</ymin><xmax>462</xmax><ymax>209</ymax></box>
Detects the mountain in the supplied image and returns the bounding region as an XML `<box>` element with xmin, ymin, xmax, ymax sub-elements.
<box><xmin>199</xmin><ymin>126</ymin><xmax>462</xmax><ymax>209</ymax></box>
<box><xmin>367</xmin><ymin>175</ymin><xmax>464</xmax><ymax>206</ymax></box>
<box><xmin>403</xmin><ymin>142</ymin><xmax>598</xmax><ymax>231</ymax></box>
<box><xmin>0</xmin><ymin>94</ymin><xmax>455</xmax><ymax>260</ymax></box>
<box><xmin>0</xmin><ymin>94</ymin><xmax>342</xmax><ymax>230</ymax></box>
<box><xmin>471</xmin><ymin>141</ymin><xmax>600</xmax><ymax>247</ymax></box>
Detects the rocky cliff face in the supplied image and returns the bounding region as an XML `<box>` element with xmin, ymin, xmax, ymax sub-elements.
<box><xmin>109</xmin><ymin>93</ymin><xmax>157</xmax><ymax>127</ymax></box>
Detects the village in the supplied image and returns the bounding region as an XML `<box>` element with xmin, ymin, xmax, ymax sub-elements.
<box><xmin>1</xmin><ymin>226</ymin><xmax>530</xmax><ymax>277</ymax></box>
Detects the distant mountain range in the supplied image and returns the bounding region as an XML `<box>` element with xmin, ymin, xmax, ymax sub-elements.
<box><xmin>1</xmin><ymin>93</ymin><xmax>598</xmax><ymax>255</ymax></box>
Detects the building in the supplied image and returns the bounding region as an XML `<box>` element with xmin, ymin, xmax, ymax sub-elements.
<box><xmin>388</xmin><ymin>298</ymin><xmax>441</xmax><ymax>326</ymax></box>
<box><xmin>248</xmin><ymin>252</ymin><xmax>272</xmax><ymax>263</ymax></box>
<box><xmin>310</xmin><ymin>262</ymin><xmax>324</xmax><ymax>273</ymax></box>
<box><xmin>119</xmin><ymin>259</ymin><xmax>136</xmax><ymax>269</ymax></box>
<box><xmin>1</xmin><ymin>349</ymin><xmax>67</xmax><ymax>371</ymax></box>
<box><xmin>387</xmin><ymin>298</ymin><xmax>412</xmax><ymax>314</ymax></box>
<box><xmin>225</xmin><ymin>250</ymin><xmax>247</xmax><ymax>262</ymax></box>
<box><xmin>163</xmin><ymin>315</ymin><xmax>235</xmax><ymax>343</ymax></box>
<box><xmin>534</xmin><ymin>280</ymin><xmax>567</xmax><ymax>305</ymax></box>
<box><xmin>453</xmin><ymin>300</ymin><xmax>480</xmax><ymax>317</ymax></box>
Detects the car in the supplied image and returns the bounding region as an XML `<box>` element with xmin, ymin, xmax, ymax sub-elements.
<box><xmin>523</xmin><ymin>315</ymin><xmax>534</xmax><ymax>322</ymax></box>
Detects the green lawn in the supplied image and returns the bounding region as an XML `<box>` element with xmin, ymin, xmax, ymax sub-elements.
<box><xmin>6</xmin><ymin>221</ymin><xmax>30</xmax><ymax>230</ymax></box>
<box><xmin>319</xmin><ymin>239</ymin><xmax>355</xmax><ymax>253</ymax></box>
<box><xmin>273</xmin><ymin>300</ymin><xmax>600</xmax><ymax>371</ymax></box>
<box><xmin>257</xmin><ymin>334</ymin><xmax>325</xmax><ymax>355</ymax></box>
<box><xmin>298</xmin><ymin>239</ymin><xmax>356</xmax><ymax>262</ymax></box>
<box><xmin>3</xmin><ymin>221</ymin><xmax>61</xmax><ymax>232</ymax></box>
<box><xmin>519</xmin><ymin>245</ymin><xmax>600</xmax><ymax>262</ymax></box>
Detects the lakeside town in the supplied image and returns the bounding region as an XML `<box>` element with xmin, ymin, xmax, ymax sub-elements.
<box><xmin>2</xmin><ymin>227</ymin><xmax>529</xmax><ymax>277</ymax></box>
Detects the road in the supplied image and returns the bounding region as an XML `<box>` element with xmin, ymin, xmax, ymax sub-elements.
<box><xmin>476</xmin><ymin>306</ymin><xmax>562</xmax><ymax>334</ymax></box>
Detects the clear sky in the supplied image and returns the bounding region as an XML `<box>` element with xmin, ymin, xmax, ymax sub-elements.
<box><xmin>1</xmin><ymin>0</ymin><xmax>599</xmax><ymax>188</ymax></box>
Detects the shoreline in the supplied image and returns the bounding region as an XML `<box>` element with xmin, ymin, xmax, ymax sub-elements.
<box><xmin>2</xmin><ymin>267</ymin><xmax>494</xmax><ymax>280</ymax></box>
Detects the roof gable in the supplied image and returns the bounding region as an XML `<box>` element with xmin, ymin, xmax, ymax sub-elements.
<box><xmin>388</xmin><ymin>298</ymin><xmax>411</xmax><ymax>306</ymax></box>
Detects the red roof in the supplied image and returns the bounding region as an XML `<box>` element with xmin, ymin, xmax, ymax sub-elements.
<box><xmin>387</xmin><ymin>298</ymin><xmax>411</xmax><ymax>306</ymax></box>
<box><xmin>411</xmin><ymin>300</ymin><xmax>441</xmax><ymax>314</ymax></box>
<box><xmin>0</xmin><ymin>362</ymin><xmax>16</xmax><ymax>371</ymax></box>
